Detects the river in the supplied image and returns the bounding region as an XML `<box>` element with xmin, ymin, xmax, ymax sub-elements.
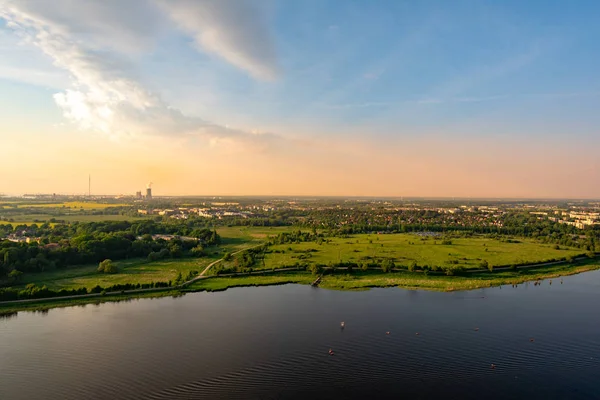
<box><xmin>1</xmin><ymin>271</ymin><xmax>600</xmax><ymax>399</ymax></box>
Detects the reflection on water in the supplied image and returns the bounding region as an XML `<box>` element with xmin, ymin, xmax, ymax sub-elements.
<box><xmin>1</xmin><ymin>271</ymin><xmax>600</xmax><ymax>400</ymax></box>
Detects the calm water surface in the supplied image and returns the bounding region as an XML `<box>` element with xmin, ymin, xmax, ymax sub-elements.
<box><xmin>2</xmin><ymin>272</ymin><xmax>600</xmax><ymax>399</ymax></box>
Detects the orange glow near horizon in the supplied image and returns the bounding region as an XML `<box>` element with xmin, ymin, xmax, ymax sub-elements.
<box><xmin>2</xmin><ymin>127</ymin><xmax>599</xmax><ymax>199</ymax></box>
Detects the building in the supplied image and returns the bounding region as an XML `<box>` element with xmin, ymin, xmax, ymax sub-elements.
<box><xmin>146</xmin><ymin>187</ymin><xmax>152</xmax><ymax>200</ymax></box>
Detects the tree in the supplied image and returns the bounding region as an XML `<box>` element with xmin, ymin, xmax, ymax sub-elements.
<box><xmin>408</xmin><ymin>260</ymin><xmax>417</xmax><ymax>272</ymax></box>
<box><xmin>309</xmin><ymin>264</ymin><xmax>323</xmax><ymax>276</ymax></box>
<box><xmin>8</xmin><ymin>269</ymin><xmax>23</xmax><ymax>283</ymax></box>
<box><xmin>223</xmin><ymin>252</ymin><xmax>232</xmax><ymax>261</ymax></box>
<box><xmin>97</xmin><ymin>259</ymin><xmax>118</xmax><ymax>274</ymax></box>
<box><xmin>587</xmin><ymin>251</ymin><xmax>596</xmax><ymax>259</ymax></box>
<box><xmin>190</xmin><ymin>245</ymin><xmax>205</xmax><ymax>257</ymax></box>
<box><xmin>174</xmin><ymin>272</ymin><xmax>183</xmax><ymax>286</ymax></box>
<box><xmin>381</xmin><ymin>259</ymin><xmax>395</xmax><ymax>273</ymax></box>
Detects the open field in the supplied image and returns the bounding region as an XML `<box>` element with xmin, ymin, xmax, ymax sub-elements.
<box><xmin>14</xmin><ymin>256</ymin><xmax>221</xmax><ymax>291</ymax></box>
<box><xmin>1</xmin><ymin>228</ymin><xmax>597</xmax><ymax>313</ymax></box>
<box><xmin>0</xmin><ymin>220</ymin><xmax>57</xmax><ymax>227</ymax></box>
<box><xmin>188</xmin><ymin>272</ymin><xmax>314</xmax><ymax>292</ymax></box>
<box><xmin>1</xmin><ymin>213</ymin><xmax>145</xmax><ymax>225</ymax></box>
<box><xmin>215</xmin><ymin>226</ymin><xmax>299</xmax><ymax>251</ymax></box>
<box><xmin>7</xmin><ymin>235</ymin><xmax>256</xmax><ymax>291</ymax></box>
<box><xmin>317</xmin><ymin>262</ymin><xmax>600</xmax><ymax>291</ymax></box>
<box><xmin>190</xmin><ymin>259</ymin><xmax>600</xmax><ymax>293</ymax></box>
<box><xmin>260</xmin><ymin>234</ymin><xmax>584</xmax><ymax>270</ymax></box>
<box><xmin>2</xmin><ymin>201</ymin><xmax>128</xmax><ymax>209</ymax></box>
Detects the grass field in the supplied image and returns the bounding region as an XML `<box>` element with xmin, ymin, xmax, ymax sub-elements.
<box><xmin>216</xmin><ymin>226</ymin><xmax>299</xmax><ymax>251</ymax></box>
<box><xmin>4</xmin><ymin>201</ymin><xmax>128</xmax><ymax>209</ymax></box>
<box><xmin>2</xmin><ymin>227</ymin><xmax>597</xmax><ymax>313</ymax></box>
<box><xmin>1</xmin><ymin>213</ymin><xmax>145</xmax><ymax>226</ymax></box>
<box><xmin>260</xmin><ymin>234</ymin><xmax>584</xmax><ymax>270</ymax></box>
<box><xmin>15</xmin><ymin>256</ymin><xmax>221</xmax><ymax>291</ymax></box>
<box><xmin>190</xmin><ymin>259</ymin><xmax>600</xmax><ymax>293</ymax></box>
<box><xmin>188</xmin><ymin>272</ymin><xmax>314</xmax><ymax>292</ymax></box>
<box><xmin>9</xmin><ymin>232</ymin><xmax>261</xmax><ymax>291</ymax></box>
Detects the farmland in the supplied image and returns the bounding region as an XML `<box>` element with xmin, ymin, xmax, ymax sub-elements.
<box><xmin>1</xmin><ymin>201</ymin><xmax>128</xmax><ymax>210</ymax></box>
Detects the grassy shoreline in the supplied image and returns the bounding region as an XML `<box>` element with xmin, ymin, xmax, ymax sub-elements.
<box><xmin>2</xmin><ymin>260</ymin><xmax>599</xmax><ymax>315</ymax></box>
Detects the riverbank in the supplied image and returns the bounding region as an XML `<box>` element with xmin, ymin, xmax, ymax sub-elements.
<box><xmin>3</xmin><ymin>259</ymin><xmax>599</xmax><ymax>314</ymax></box>
<box><xmin>187</xmin><ymin>259</ymin><xmax>600</xmax><ymax>293</ymax></box>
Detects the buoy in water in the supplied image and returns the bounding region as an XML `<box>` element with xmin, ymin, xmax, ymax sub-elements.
<box><xmin>386</xmin><ymin>331</ymin><xmax>390</xmax><ymax>335</ymax></box>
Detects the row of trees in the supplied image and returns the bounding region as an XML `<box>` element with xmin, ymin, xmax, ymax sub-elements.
<box><xmin>0</xmin><ymin>280</ymin><xmax>173</xmax><ymax>302</ymax></box>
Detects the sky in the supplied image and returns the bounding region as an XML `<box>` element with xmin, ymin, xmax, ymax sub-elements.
<box><xmin>1</xmin><ymin>0</ymin><xmax>599</xmax><ymax>198</ymax></box>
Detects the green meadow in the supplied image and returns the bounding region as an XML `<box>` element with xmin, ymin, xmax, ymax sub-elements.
<box><xmin>260</xmin><ymin>234</ymin><xmax>584</xmax><ymax>270</ymax></box>
<box><xmin>1</xmin><ymin>214</ymin><xmax>144</xmax><ymax>226</ymax></box>
<box><xmin>189</xmin><ymin>260</ymin><xmax>600</xmax><ymax>293</ymax></box>
<box><xmin>13</xmin><ymin>256</ymin><xmax>220</xmax><ymax>291</ymax></box>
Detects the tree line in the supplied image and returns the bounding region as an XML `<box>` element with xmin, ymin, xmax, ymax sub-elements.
<box><xmin>0</xmin><ymin>220</ymin><xmax>220</xmax><ymax>283</ymax></box>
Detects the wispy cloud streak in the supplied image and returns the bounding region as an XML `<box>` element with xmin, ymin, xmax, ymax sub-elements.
<box><xmin>157</xmin><ymin>0</ymin><xmax>279</xmax><ymax>80</ymax></box>
<box><xmin>0</xmin><ymin>1</ymin><xmax>279</xmax><ymax>147</ymax></box>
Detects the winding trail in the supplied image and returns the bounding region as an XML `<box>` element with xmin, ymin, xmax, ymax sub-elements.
<box><xmin>186</xmin><ymin>243</ymin><xmax>265</xmax><ymax>285</ymax></box>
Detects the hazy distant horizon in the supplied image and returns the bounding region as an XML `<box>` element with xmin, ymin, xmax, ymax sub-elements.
<box><xmin>2</xmin><ymin>191</ymin><xmax>598</xmax><ymax>203</ymax></box>
<box><xmin>1</xmin><ymin>1</ymin><xmax>599</xmax><ymax>198</ymax></box>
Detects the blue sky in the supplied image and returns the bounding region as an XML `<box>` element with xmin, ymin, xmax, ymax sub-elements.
<box><xmin>0</xmin><ymin>0</ymin><xmax>599</xmax><ymax>197</ymax></box>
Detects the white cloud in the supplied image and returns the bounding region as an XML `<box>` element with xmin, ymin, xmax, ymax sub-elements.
<box><xmin>157</xmin><ymin>0</ymin><xmax>279</xmax><ymax>80</ymax></box>
<box><xmin>0</xmin><ymin>1</ymin><xmax>279</xmax><ymax>147</ymax></box>
<box><xmin>0</xmin><ymin>0</ymin><xmax>165</xmax><ymax>53</ymax></box>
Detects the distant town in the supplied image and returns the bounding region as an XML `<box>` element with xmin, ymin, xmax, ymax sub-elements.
<box><xmin>1</xmin><ymin>189</ymin><xmax>599</xmax><ymax>246</ymax></box>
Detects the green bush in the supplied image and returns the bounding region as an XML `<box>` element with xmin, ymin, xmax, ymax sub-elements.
<box><xmin>97</xmin><ymin>259</ymin><xmax>118</xmax><ymax>274</ymax></box>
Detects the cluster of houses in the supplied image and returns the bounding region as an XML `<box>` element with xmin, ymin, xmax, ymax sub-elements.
<box><xmin>137</xmin><ymin>207</ymin><xmax>252</xmax><ymax>220</ymax></box>
<box><xmin>532</xmin><ymin>208</ymin><xmax>600</xmax><ymax>229</ymax></box>
<box><xmin>4</xmin><ymin>234</ymin><xmax>39</xmax><ymax>243</ymax></box>
<box><xmin>553</xmin><ymin>210</ymin><xmax>600</xmax><ymax>229</ymax></box>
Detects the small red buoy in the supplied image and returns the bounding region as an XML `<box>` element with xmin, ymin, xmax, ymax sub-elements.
<box><xmin>386</xmin><ymin>331</ymin><xmax>390</xmax><ymax>335</ymax></box>
<box><xmin>530</xmin><ymin>338</ymin><xmax>535</xmax><ymax>342</ymax></box>
<box><xmin>491</xmin><ymin>364</ymin><xmax>496</xmax><ymax>369</ymax></box>
<box><xmin>474</xmin><ymin>328</ymin><xmax>479</xmax><ymax>331</ymax></box>
<box><xmin>415</xmin><ymin>332</ymin><xmax>420</xmax><ymax>336</ymax></box>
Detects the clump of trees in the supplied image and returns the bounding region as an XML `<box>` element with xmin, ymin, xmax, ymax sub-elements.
<box><xmin>381</xmin><ymin>259</ymin><xmax>395</xmax><ymax>273</ymax></box>
<box><xmin>269</xmin><ymin>230</ymin><xmax>323</xmax><ymax>245</ymax></box>
<box><xmin>0</xmin><ymin>221</ymin><xmax>222</xmax><ymax>281</ymax></box>
<box><xmin>97</xmin><ymin>259</ymin><xmax>118</xmax><ymax>274</ymax></box>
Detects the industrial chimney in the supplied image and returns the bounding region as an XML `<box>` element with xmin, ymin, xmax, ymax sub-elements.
<box><xmin>146</xmin><ymin>182</ymin><xmax>153</xmax><ymax>200</ymax></box>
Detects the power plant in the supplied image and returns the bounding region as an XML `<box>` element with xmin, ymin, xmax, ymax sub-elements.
<box><xmin>145</xmin><ymin>182</ymin><xmax>153</xmax><ymax>200</ymax></box>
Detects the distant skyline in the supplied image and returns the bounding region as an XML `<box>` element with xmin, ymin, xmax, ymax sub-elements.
<box><xmin>1</xmin><ymin>0</ymin><xmax>599</xmax><ymax>198</ymax></box>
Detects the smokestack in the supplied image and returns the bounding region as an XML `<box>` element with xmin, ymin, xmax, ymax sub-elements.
<box><xmin>146</xmin><ymin>182</ymin><xmax>153</xmax><ymax>200</ymax></box>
